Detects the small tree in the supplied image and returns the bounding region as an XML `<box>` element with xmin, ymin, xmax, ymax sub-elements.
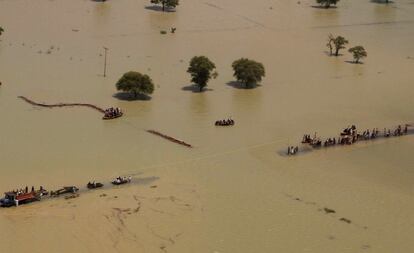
<box><xmin>187</xmin><ymin>56</ymin><xmax>218</xmax><ymax>92</ymax></box>
<box><xmin>116</xmin><ymin>71</ymin><xmax>154</xmax><ymax>98</ymax></box>
<box><xmin>348</xmin><ymin>46</ymin><xmax>367</xmax><ymax>63</ymax></box>
<box><xmin>150</xmin><ymin>0</ymin><xmax>179</xmax><ymax>12</ymax></box>
<box><xmin>232</xmin><ymin>58</ymin><xmax>265</xmax><ymax>88</ymax></box>
<box><xmin>332</xmin><ymin>36</ymin><xmax>348</xmax><ymax>56</ymax></box>
<box><xmin>316</xmin><ymin>0</ymin><xmax>340</xmax><ymax>8</ymax></box>
<box><xmin>0</xmin><ymin>26</ymin><xmax>4</xmax><ymax>37</ymax></box>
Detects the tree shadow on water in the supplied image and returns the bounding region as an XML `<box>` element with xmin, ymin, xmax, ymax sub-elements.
<box><xmin>226</xmin><ymin>81</ymin><xmax>261</xmax><ymax>90</ymax></box>
<box><xmin>310</xmin><ymin>5</ymin><xmax>338</xmax><ymax>9</ymax></box>
<box><xmin>181</xmin><ymin>84</ymin><xmax>213</xmax><ymax>93</ymax></box>
<box><xmin>345</xmin><ymin>60</ymin><xmax>364</xmax><ymax>65</ymax></box>
<box><xmin>144</xmin><ymin>5</ymin><xmax>176</xmax><ymax>12</ymax></box>
<box><xmin>325</xmin><ymin>52</ymin><xmax>345</xmax><ymax>57</ymax></box>
<box><xmin>370</xmin><ymin>0</ymin><xmax>394</xmax><ymax>4</ymax></box>
<box><xmin>113</xmin><ymin>92</ymin><xmax>152</xmax><ymax>101</ymax></box>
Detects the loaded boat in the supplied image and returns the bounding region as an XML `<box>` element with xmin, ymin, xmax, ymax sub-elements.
<box><xmin>111</xmin><ymin>176</ymin><xmax>131</xmax><ymax>185</ymax></box>
<box><xmin>0</xmin><ymin>187</ymin><xmax>48</xmax><ymax>207</ymax></box>
<box><xmin>215</xmin><ymin>118</ymin><xmax>235</xmax><ymax>126</ymax></box>
<box><xmin>103</xmin><ymin>107</ymin><xmax>123</xmax><ymax>120</ymax></box>
<box><xmin>87</xmin><ymin>182</ymin><xmax>104</xmax><ymax>189</ymax></box>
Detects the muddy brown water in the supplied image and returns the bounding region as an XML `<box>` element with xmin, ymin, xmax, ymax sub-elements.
<box><xmin>1</xmin><ymin>0</ymin><xmax>414</xmax><ymax>252</ymax></box>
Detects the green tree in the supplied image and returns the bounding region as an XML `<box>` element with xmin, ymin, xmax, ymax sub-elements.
<box><xmin>187</xmin><ymin>56</ymin><xmax>217</xmax><ymax>92</ymax></box>
<box><xmin>332</xmin><ymin>35</ymin><xmax>348</xmax><ymax>56</ymax></box>
<box><xmin>316</xmin><ymin>0</ymin><xmax>340</xmax><ymax>8</ymax></box>
<box><xmin>232</xmin><ymin>58</ymin><xmax>265</xmax><ymax>88</ymax></box>
<box><xmin>116</xmin><ymin>71</ymin><xmax>154</xmax><ymax>98</ymax></box>
<box><xmin>348</xmin><ymin>46</ymin><xmax>367</xmax><ymax>63</ymax></box>
<box><xmin>150</xmin><ymin>0</ymin><xmax>179</xmax><ymax>12</ymax></box>
<box><xmin>0</xmin><ymin>26</ymin><xmax>4</xmax><ymax>37</ymax></box>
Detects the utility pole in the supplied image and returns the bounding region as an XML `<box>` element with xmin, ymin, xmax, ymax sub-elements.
<box><xmin>103</xmin><ymin>47</ymin><xmax>109</xmax><ymax>77</ymax></box>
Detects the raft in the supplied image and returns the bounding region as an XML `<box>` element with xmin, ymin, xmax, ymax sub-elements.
<box><xmin>103</xmin><ymin>112</ymin><xmax>123</xmax><ymax>120</ymax></box>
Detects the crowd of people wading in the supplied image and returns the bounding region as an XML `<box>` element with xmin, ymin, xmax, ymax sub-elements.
<box><xmin>288</xmin><ymin>124</ymin><xmax>409</xmax><ymax>155</ymax></box>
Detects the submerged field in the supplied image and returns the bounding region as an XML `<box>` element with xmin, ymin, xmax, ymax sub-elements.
<box><xmin>1</xmin><ymin>0</ymin><xmax>414</xmax><ymax>252</ymax></box>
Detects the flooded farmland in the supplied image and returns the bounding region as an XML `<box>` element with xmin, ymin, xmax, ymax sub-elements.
<box><xmin>1</xmin><ymin>0</ymin><xmax>414</xmax><ymax>252</ymax></box>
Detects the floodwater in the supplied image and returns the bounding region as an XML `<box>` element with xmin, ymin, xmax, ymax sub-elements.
<box><xmin>1</xmin><ymin>0</ymin><xmax>414</xmax><ymax>252</ymax></box>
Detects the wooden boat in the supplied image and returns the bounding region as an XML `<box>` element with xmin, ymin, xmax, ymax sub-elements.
<box><xmin>103</xmin><ymin>112</ymin><xmax>123</xmax><ymax>120</ymax></box>
<box><xmin>50</xmin><ymin>186</ymin><xmax>79</xmax><ymax>197</ymax></box>
<box><xmin>87</xmin><ymin>182</ymin><xmax>104</xmax><ymax>189</ymax></box>
<box><xmin>215</xmin><ymin>119</ymin><xmax>235</xmax><ymax>126</ymax></box>
<box><xmin>111</xmin><ymin>177</ymin><xmax>131</xmax><ymax>185</ymax></box>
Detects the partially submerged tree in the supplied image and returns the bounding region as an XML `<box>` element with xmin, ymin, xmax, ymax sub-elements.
<box><xmin>326</xmin><ymin>34</ymin><xmax>335</xmax><ymax>55</ymax></box>
<box><xmin>232</xmin><ymin>58</ymin><xmax>265</xmax><ymax>88</ymax></box>
<box><xmin>150</xmin><ymin>0</ymin><xmax>179</xmax><ymax>12</ymax></box>
<box><xmin>116</xmin><ymin>71</ymin><xmax>154</xmax><ymax>98</ymax></box>
<box><xmin>348</xmin><ymin>46</ymin><xmax>367</xmax><ymax>63</ymax></box>
<box><xmin>331</xmin><ymin>35</ymin><xmax>348</xmax><ymax>56</ymax></box>
<box><xmin>187</xmin><ymin>56</ymin><xmax>218</xmax><ymax>92</ymax></box>
<box><xmin>0</xmin><ymin>26</ymin><xmax>4</xmax><ymax>37</ymax></box>
<box><xmin>316</xmin><ymin>0</ymin><xmax>340</xmax><ymax>8</ymax></box>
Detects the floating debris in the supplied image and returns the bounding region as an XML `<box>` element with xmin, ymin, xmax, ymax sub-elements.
<box><xmin>147</xmin><ymin>130</ymin><xmax>193</xmax><ymax>148</ymax></box>
<box><xmin>339</xmin><ymin>217</ymin><xmax>352</xmax><ymax>224</ymax></box>
<box><xmin>323</xmin><ymin>207</ymin><xmax>336</xmax><ymax>214</ymax></box>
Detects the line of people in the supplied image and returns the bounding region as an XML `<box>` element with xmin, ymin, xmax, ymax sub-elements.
<box><xmin>293</xmin><ymin>124</ymin><xmax>410</xmax><ymax>155</ymax></box>
<box><xmin>11</xmin><ymin>186</ymin><xmax>44</xmax><ymax>196</ymax></box>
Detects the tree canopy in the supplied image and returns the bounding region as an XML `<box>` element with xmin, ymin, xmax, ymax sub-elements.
<box><xmin>327</xmin><ymin>35</ymin><xmax>348</xmax><ymax>56</ymax></box>
<box><xmin>232</xmin><ymin>58</ymin><xmax>265</xmax><ymax>88</ymax></box>
<box><xmin>0</xmin><ymin>27</ymin><xmax>4</xmax><ymax>36</ymax></box>
<box><xmin>150</xmin><ymin>0</ymin><xmax>179</xmax><ymax>12</ymax></box>
<box><xmin>316</xmin><ymin>0</ymin><xmax>340</xmax><ymax>8</ymax></box>
<box><xmin>116</xmin><ymin>71</ymin><xmax>154</xmax><ymax>98</ymax></box>
<box><xmin>348</xmin><ymin>46</ymin><xmax>367</xmax><ymax>63</ymax></box>
<box><xmin>187</xmin><ymin>56</ymin><xmax>217</xmax><ymax>92</ymax></box>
